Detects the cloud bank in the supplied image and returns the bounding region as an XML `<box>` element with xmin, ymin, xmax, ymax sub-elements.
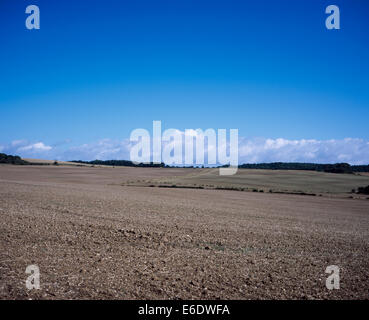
<box><xmin>1</xmin><ymin>137</ymin><xmax>368</xmax><ymax>165</ymax></box>
<box><xmin>238</xmin><ymin>138</ymin><xmax>369</xmax><ymax>165</ymax></box>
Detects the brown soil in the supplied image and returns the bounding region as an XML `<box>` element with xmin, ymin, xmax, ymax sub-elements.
<box><xmin>0</xmin><ymin>165</ymin><xmax>368</xmax><ymax>299</ymax></box>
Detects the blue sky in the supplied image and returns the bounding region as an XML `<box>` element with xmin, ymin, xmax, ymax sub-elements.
<box><xmin>1</xmin><ymin>0</ymin><xmax>368</xmax><ymax>163</ymax></box>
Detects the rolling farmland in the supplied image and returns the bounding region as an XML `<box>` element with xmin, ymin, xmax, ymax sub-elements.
<box><xmin>0</xmin><ymin>165</ymin><xmax>368</xmax><ymax>299</ymax></box>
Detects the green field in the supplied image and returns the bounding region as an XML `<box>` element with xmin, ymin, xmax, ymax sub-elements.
<box><xmin>124</xmin><ymin>168</ymin><xmax>369</xmax><ymax>195</ymax></box>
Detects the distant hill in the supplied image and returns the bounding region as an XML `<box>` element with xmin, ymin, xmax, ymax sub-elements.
<box><xmin>0</xmin><ymin>153</ymin><xmax>29</xmax><ymax>165</ymax></box>
<box><xmin>73</xmin><ymin>160</ymin><xmax>369</xmax><ymax>173</ymax></box>
<box><xmin>238</xmin><ymin>162</ymin><xmax>369</xmax><ymax>173</ymax></box>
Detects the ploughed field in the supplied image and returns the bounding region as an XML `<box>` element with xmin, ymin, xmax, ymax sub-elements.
<box><xmin>0</xmin><ymin>165</ymin><xmax>368</xmax><ymax>299</ymax></box>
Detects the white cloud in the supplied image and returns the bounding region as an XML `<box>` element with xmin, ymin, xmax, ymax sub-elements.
<box><xmin>11</xmin><ymin>140</ymin><xmax>27</xmax><ymax>147</ymax></box>
<box><xmin>0</xmin><ymin>140</ymin><xmax>53</xmax><ymax>158</ymax></box>
<box><xmin>18</xmin><ymin>142</ymin><xmax>52</xmax><ymax>152</ymax></box>
<box><xmin>238</xmin><ymin>137</ymin><xmax>369</xmax><ymax>165</ymax></box>
<box><xmin>63</xmin><ymin>139</ymin><xmax>131</xmax><ymax>161</ymax></box>
<box><xmin>0</xmin><ymin>137</ymin><xmax>368</xmax><ymax>165</ymax></box>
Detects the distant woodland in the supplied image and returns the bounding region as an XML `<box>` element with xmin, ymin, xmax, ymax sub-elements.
<box><xmin>72</xmin><ymin>159</ymin><xmax>165</xmax><ymax>167</ymax></box>
<box><xmin>0</xmin><ymin>153</ymin><xmax>29</xmax><ymax>165</ymax></box>
<box><xmin>75</xmin><ymin>159</ymin><xmax>369</xmax><ymax>173</ymax></box>
<box><xmin>238</xmin><ymin>162</ymin><xmax>369</xmax><ymax>173</ymax></box>
<box><xmin>1</xmin><ymin>153</ymin><xmax>368</xmax><ymax>173</ymax></box>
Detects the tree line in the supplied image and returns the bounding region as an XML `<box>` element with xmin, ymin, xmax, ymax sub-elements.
<box><xmin>1</xmin><ymin>153</ymin><xmax>368</xmax><ymax>173</ymax></box>
<box><xmin>0</xmin><ymin>153</ymin><xmax>29</xmax><ymax>165</ymax></box>
<box><xmin>238</xmin><ymin>162</ymin><xmax>369</xmax><ymax>173</ymax></box>
<box><xmin>72</xmin><ymin>159</ymin><xmax>165</xmax><ymax>167</ymax></box>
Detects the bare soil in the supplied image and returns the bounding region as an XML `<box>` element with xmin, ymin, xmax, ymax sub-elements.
<box><xmin>0</xmin><ymin>165</ymin><xmax>368</xmax><ymax>299</ymax></box>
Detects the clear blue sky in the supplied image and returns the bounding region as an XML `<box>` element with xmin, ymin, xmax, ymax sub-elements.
<box><xmin>1</xmin><ymin>0</ymin><xmax>368</xmax><ymax>162</ymax></box>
